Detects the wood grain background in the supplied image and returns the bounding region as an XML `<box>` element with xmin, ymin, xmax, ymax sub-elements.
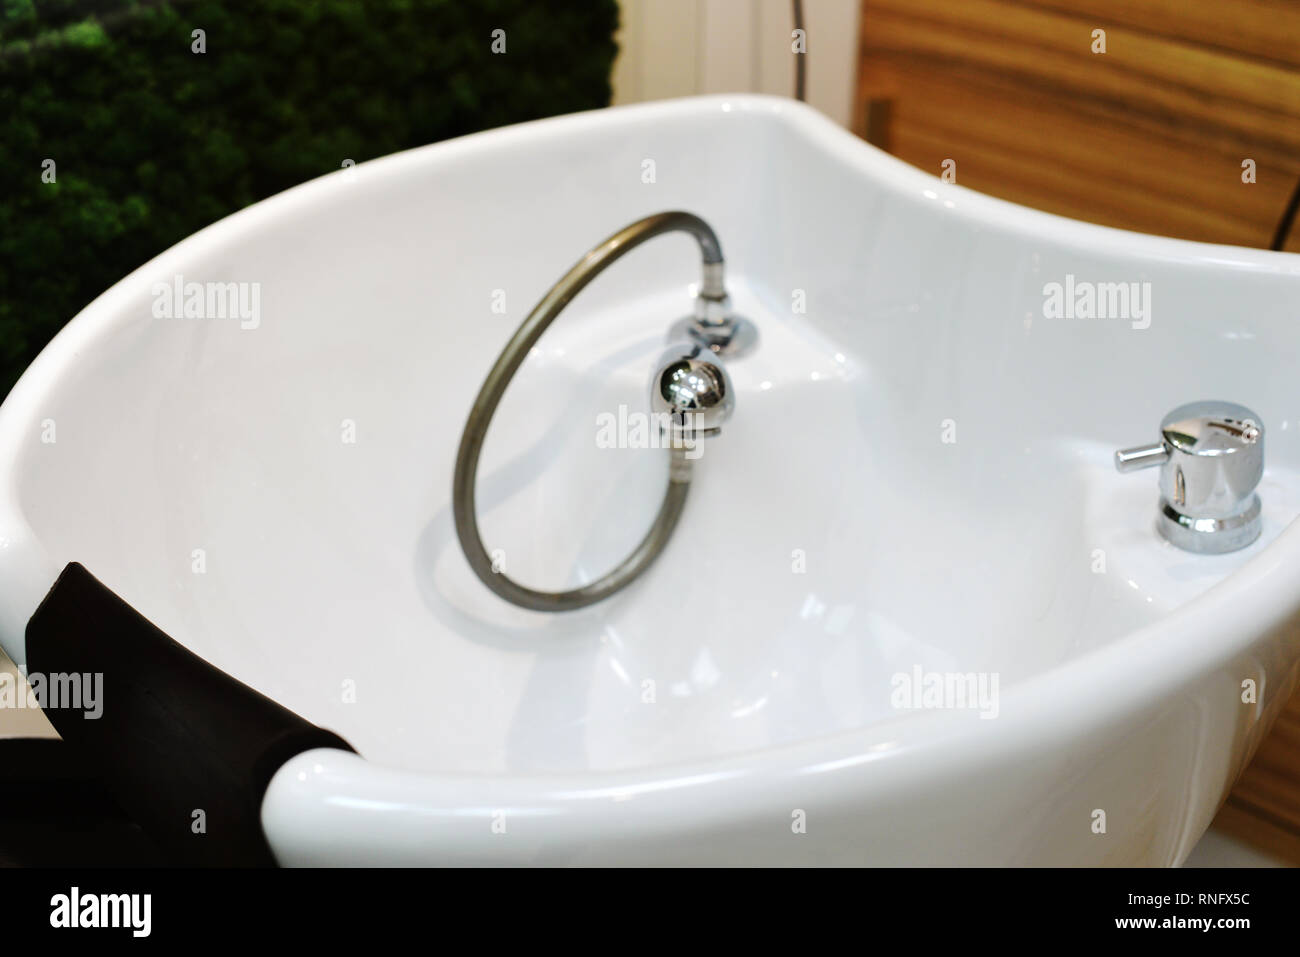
<box><xmin>854</xmin><ymin>0</ymin><xmax>1300</xmax><ymax>250</ymax></box>
<box><xmin>854</xmin><ymin>0</ymin><xmax>1300</xmax><ymax>862</ymax></box>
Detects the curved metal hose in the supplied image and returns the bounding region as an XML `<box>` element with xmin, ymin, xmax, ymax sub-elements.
<box><xmin>452</xmin><ymin>211</ymin><xmax>725</xmax><ymax>611</ymax></box>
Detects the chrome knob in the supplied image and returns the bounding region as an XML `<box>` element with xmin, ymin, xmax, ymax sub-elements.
<box><xmin>650</xmin><ymin>341</ymin><xmax>734</xmax><ymax>444</ymax></box>
<box><xmin>1114</xmin><ymin>400</ymin><xmax>1263</xmax><ymax>554</ymax></box>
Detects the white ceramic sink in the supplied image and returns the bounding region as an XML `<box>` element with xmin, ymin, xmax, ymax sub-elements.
<box><xmin>3</xmin><ymin>95</ymin><xmax>1300</xmax><ymax>865</ymax></box>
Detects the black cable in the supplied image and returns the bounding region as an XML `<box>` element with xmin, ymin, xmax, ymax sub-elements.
<box><xmin>1270</xmin><ymin>175</ymin><xmax>1300</xmax><ymax>251</ymax></box>
<box><xmin>793</xmin><ymin>0</ymin><xmax>806</xmax><ymax>102</ymax></box>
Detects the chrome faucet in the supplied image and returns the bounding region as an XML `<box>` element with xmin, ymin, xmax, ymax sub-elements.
<box><xmin>452</xmin><ymin>211</ymin><xmax>756</xmax><ymax>611</ymax></box>
<box><xmin>1114</xmin><ymin>400</ymin><xmax>1264</xmax><ymax>554</ymax></box>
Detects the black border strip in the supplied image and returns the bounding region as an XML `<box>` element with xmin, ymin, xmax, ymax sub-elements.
<box><xmin>25</xmin><ymin>563</ymin><xmax>355</xmax><ymax>866</ymax></box>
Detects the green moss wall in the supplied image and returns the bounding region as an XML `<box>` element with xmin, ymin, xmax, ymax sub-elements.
<box><xmin>0</xmin><ymin>0</ymin><xmax>619</xmax><ymax>396</ymax></box>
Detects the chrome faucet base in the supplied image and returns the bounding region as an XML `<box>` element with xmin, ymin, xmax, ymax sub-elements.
<box><xmin>668</xmin><ymin>309</ymin><xmax>760</xmax><ymax>358</ymax></box>
<box><xmin>1157</xmin><ymin>493</ymin><xmax>1261</xmax><ymax>554</ymax></box>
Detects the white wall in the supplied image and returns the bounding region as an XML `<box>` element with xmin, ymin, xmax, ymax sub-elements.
<box><xmin>612</xmin><ymin>0</ymin><xmax>861</xmax><ymax>129</ymax></box>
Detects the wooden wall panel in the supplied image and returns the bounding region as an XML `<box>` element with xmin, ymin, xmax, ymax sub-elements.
<box><xmin>855</xmin><ymin>0</ymin><xmax>1300</xmax><ymax>250</ymax></box>
<box><xmin>1218</xmin><ymin>693</ymin><xmax>1300</xmax><ymax>858</ymax></box>
<box><xmin>854</xmin><ymin>0</ymin><xmax>1300</xmax><ymax>862</ymax></box>
<box><xmin>1023</xmin><ymin>0</ymin><xmax>1300</xmax><ymax>65</ymax></box>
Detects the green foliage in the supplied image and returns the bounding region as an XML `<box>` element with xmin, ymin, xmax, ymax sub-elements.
<box><xmin>0</xmin><ymin>0</ymin><xmax>618</xmax><ymax>396</ymax></box>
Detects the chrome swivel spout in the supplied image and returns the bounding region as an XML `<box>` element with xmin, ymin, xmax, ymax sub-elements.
<box><xmin>452</xmin><ymin>211</ymin><xmax>757</xmax><ymax>611</ymax></box>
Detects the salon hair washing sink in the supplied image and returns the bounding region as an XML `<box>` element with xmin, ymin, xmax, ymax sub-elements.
<box><xmin>2</xmin><ymin>95</ymin><xmax>1299</xmax><ymax>866</ymax></box>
